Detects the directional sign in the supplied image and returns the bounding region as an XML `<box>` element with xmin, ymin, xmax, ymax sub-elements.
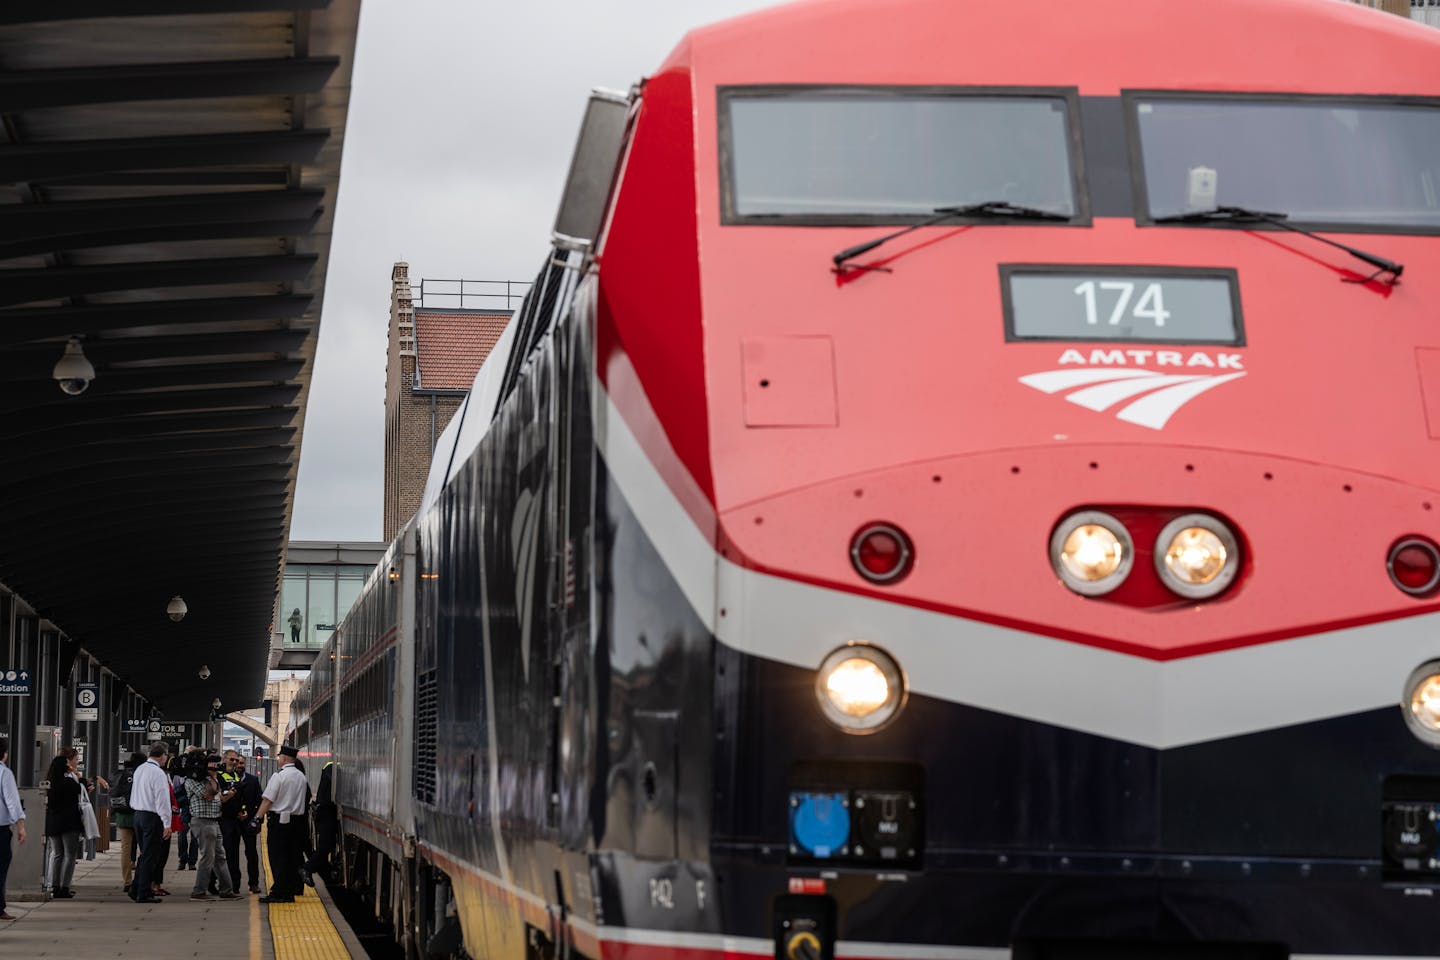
<box><xmin>147</xmin><ymin>720</ymin><xmax>191</xmax><ymax>739</ymax></box>
<box><xmin>75</xmin><ymin>682</ymin><xmax>99</xmax><ymax>721</ymax></box>
<box><xmin>123</xmin><ymin>718</ymin><xmax>149</xmax><ymax>734</ymax></box>
<box><xmin>0</xmin><ymin>669</ymin><xmax>31</xmax><ymax>697</ymax></box>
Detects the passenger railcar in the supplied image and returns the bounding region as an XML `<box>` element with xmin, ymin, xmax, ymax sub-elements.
<box><xmin>287</xmin><ymin>1</ymin><xmax>1440</xmax><ymax>957</ymax></box>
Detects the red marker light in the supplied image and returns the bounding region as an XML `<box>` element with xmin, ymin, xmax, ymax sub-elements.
<box><xmin>1389</xmin><ymin>538</ymin><xmax>1440</xmax><ymax>596</ymax></box>
<box><xmin>851</xmin><ymin>523</ymin><xmax>913</xmax><ymax>585</ymax></box>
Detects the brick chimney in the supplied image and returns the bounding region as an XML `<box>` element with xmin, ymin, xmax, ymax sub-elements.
<box><xmin>383</xmin><ymin>262</ymin><xmax>418</xmax><ymax>539</ymax></box>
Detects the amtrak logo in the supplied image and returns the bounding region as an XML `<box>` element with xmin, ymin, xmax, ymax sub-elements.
<box><xmin>1020</xmin><ymin>349</ymin><xmax>1246</xmax><ymax>430</ymax></box>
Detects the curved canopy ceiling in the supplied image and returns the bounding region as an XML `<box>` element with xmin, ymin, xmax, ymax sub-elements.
<box><xmin>0</xmin><ymin>0</ymin><xmax>360</xmax><ymax>717</ymax></box>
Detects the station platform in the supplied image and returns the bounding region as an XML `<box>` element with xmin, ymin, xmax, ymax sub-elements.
<box><xmin>0</xmin><ymin>830</ymin><xmax>366</xmax><ymax>960</ymax></box>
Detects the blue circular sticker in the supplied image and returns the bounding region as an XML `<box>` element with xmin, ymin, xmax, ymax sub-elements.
<box><xmin>792</xmin><ymin>793</ymin><xmax>850</xmax><ymax>858</ymax></box>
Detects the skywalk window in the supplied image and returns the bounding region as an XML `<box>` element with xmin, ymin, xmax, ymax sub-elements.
<box><xmin>720</xmin><ymin>87</ymin><xmax>1085</xmax><ymax>224</ymax></box>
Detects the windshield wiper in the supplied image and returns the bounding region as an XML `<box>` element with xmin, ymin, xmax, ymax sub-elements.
<box><xmin>831</xmin><ymin>201</ymin><xmax>1070</xmax><ymax>270</ymax></box>
<box><xmin>1154</xmin><ymin>205</ymin><xmax>1403</xmax><ymax>285</ymax></box>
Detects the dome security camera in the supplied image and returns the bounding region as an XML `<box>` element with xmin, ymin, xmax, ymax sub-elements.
<box><xmin>52</xmin><ymin>337</ymin><xmax>95</xmax><ymax>396</ymax></box>
<box><xmin>167</xmin><ymin>596</ymin><xmax>187</xmax><ymax>622</ymax></box>
<box><xmin>198</xmin><ymin>664</ymin><xmax>211</xmax><ymax>681</ymax></box>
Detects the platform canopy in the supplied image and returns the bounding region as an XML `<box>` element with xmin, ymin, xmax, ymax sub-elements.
<box><xmin>0</xmin><ymin>1</ymin><xmax>360</xmax><ymax>717</ymax></box>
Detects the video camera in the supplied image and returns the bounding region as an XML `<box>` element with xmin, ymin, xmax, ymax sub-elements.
<box><xmin>183</xmin><ymin>750</ymin><xmax>224</xmax><ymax>780</ymax></box>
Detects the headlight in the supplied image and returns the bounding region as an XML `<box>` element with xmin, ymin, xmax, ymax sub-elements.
<box><xmin>1050</xmin><ymin>510</ymin><xmax>1133</xmax><ymax>597</ymax></box>
<box><xmin>1404</xmin><ymin>661</ymin><xmax>1440</xmax><ymax>747</ymax></box>
<box><xmin>815</xmin><ymin>642</ymin><xmax>906</xmax><ymax>734</ymax></box>
<box><xmin>1155</xmin><ymin>513</ymin><xmax>1240</xmax><ymax>599</ymax></box>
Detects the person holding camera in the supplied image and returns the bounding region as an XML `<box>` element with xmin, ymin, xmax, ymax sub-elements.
<box><xmin>182</xmin><ymin>753</ymin><xmax>242</xmax><ymax>902</ymax></box>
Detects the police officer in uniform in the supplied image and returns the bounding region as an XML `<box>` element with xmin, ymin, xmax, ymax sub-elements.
<box><xmin>216</xmin><ymin>751</ymin><xmax>247</xmax><ymax>893</ymax></box>
<box><xmin>253</xmin><ymin>745</ymin><xmax>308</xmax><ymax>904</ymax></box>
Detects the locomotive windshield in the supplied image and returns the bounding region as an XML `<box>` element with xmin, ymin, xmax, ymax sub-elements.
<box><xmin>1134</xmin><ymin>96</ymin><xmax>1440</xmax><ymax>230</ymax></box>
<box><xmin>721</xmin><ymin>89</ymin><xmax>1080</xmax><ymax>222</ymax></box>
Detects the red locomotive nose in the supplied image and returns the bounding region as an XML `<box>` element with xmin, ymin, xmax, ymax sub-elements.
<box><xmin>1389</xmin><ymin>538</ymin><xmax>1440</xmax><ymax>596</ymax></box>
<box><xmin>851</xmin><ymin>524</ymin><xmax>914</xmax><ymax>585</ymax></box>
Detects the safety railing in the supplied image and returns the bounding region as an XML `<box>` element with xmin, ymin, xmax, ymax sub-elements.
<box><xmin>412</xmin><ymin>278</ymin><xmax>530</xmax><ymax>312</ymax></box>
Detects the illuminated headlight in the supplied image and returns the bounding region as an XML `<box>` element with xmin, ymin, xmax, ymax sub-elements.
<box><xmin>815</xmin><ymin>642</ymin><xmax>906</xmax><ymax>734</ymax></box>
<box><xmin>1155</xmin><ymin>513</ymin><xmax>1240</xmax><ymax>599</ymax></box>
<box><xmin>1405</xmin><ymin>661</ymin><xmax>1440</xmax><ymax>747</ymax></box>
<box><xmin>1050</xmin><ymin>510</ymin><xmax>1133</xmax><ymax>597</ymax></box>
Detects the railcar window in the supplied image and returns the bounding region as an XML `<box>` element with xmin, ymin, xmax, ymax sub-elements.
<box><xmin>1134</xmin><ymin>97</ymin><xmax>1440</xmax><ymax>230</ymax></box>
<box><xmin>721</xmin><ymin>89</ymin><xmax>1080</xmax><ymax>222</ymax></box>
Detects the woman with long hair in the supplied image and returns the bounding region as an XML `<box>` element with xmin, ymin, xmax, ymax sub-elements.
<box><xmin>43</xmin><ymin>748</ymin><xmax>82</xmax><ymax>899</ymax></box>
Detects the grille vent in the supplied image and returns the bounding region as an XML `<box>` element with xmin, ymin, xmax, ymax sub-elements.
<box><xmin>415</xmin><ymin>669</ymin><xmax>438</xmax><ymax>805</ymax></box>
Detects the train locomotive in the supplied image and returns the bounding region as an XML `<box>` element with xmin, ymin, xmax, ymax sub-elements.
<box><xmin>286</xmin><ymin>0</ymin><xmax>1440</xmax><ymax>957</ymax></box>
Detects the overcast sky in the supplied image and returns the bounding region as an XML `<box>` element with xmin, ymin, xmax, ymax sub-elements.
<box><xmin>290</xmin><ymin>0</ymin><xmax>777</xmax><ymax>541</ymax></box>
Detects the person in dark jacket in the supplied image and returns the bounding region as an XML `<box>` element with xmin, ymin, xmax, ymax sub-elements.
<box><xmin>219</xmin><ymin>751</ymin><xmax>263</xmax><ymax>893</ymax></box>
<box><xmin>110</xmin><ymin>753</ymin><xmax>145</xmax><ymax>893</ymax></box>
<box><xmin>43</xmin><ymin>749</ymin><xmax>82</xmax><ymax>899</ymax></box>
<box><xmin>237</xmin><ymin>755</ymin><xmax>263</xmax><ymax>890</ymax></box>
<box><xmin>306</xmin><ymin>760</ymin><xmax>338</xmax><ymax>881</ymax></box>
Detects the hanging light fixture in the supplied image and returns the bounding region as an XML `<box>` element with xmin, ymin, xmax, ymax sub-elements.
<box><xmin>52</xmin><ymin>338</ymin><xmax>95</xmax><ymax>396</ymax></box>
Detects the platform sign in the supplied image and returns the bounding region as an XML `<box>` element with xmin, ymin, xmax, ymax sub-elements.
<box><xmin>75</xmin><ymin>682</ymin><xmax>99</xmax><ymax>721</ymax></box>
<box><xmin>0</xmin><ymin>669</ymin><xmax>30</xmax><ymax>697</ymax></box>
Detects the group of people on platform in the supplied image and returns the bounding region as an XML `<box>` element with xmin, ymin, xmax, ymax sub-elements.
<box><xmin>119</xmin><ymin>741</ymin><xmax>316</xmax><ymax>904</ymax></box>
<box><xmin>111</xmin><ymin>744</ymin><xmax>265</xmax><ymax>901</ymax></box>
<box><xmin>0</xmin><ymin>738</ymin><xmax>336</xmax><ymax>914</ymax></box>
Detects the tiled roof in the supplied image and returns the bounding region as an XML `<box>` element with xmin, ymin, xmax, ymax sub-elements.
<box><xmin>413</xmin><ymin>309</ymin><xmax>512</xmax><ymax>391</ymax></box>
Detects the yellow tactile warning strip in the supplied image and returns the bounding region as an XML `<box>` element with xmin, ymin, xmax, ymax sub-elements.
<box><xmin>259</xmin><ymin>823</ymin><xmax>352</xmax><ymax>959</ymax></box>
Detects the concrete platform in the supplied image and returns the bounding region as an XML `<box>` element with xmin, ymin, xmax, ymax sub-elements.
<box><xmin>0</xmin><ymin>848</ymin><xmax>265</xmax><ymax>958</ymax></box>
<box><xmin>0</xmin><ymin>838</ymin><xmax>366</xmax><ymax>959</ymax></box>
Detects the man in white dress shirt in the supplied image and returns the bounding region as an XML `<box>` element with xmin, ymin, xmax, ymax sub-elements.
<box><xmin>129</xmin><ymin>741</ymin><xmax>173</xmax><ymax>904</ymax></box>
<box><xmin>0</xmin><ymin>739</ymin><xmax>27</xmax><ymax>921</ymax></box>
